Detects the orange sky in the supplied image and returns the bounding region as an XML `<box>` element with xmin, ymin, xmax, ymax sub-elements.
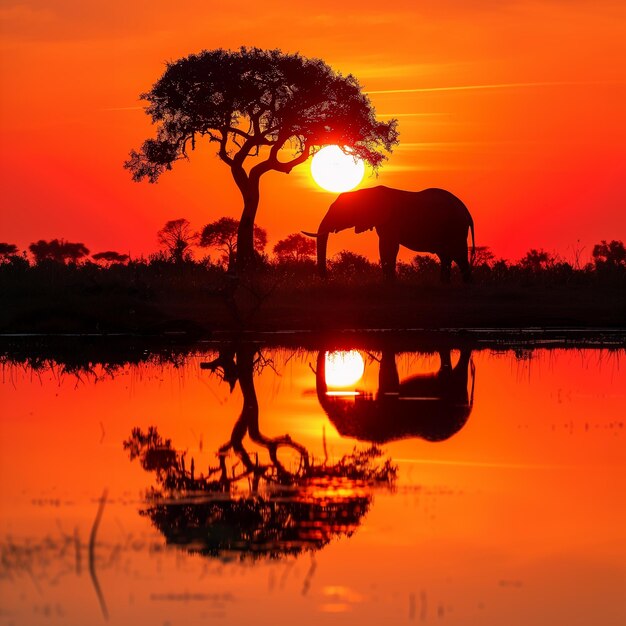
<box><xmin>1</xmin><ymin>1</ymin><xmax>624</xmax><ymax>263</ymax></box>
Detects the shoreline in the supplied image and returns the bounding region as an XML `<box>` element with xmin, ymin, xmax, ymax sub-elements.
<box><xmin>2</xmin><ymin>326</ymin><xmax>625</xmax><ymax>352</ymax></box>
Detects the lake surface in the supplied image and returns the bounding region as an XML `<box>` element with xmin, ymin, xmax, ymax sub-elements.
<box><xmin>1</xmin><ymin>340</ymin><xmax>625</xmax><ymax>626</ymax></box>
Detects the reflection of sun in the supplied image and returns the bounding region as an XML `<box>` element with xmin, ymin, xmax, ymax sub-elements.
<box><xmin>325</xmin><ymin>351</ymin><xmax>365</xmax><ymax>387</ymax></box>
<box><xmin>311</xmin><ymin>145</ymin><xmax>365</xmax><ymax>193</ymax></box>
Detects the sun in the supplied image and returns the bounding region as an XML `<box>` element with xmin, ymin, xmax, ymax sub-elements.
<box><xmin>311</xmin><ymin>145</ymin><xmax>365</xmax><ymax>193</ymax></box>
<box><xmin>325</xmin><ymin>351</ymin><xmax>365</xmax><ymax>387</ymax></box>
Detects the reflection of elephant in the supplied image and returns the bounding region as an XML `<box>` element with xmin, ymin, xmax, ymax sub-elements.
<box><xmin>317</xmin><ymin>349</ymin><xmax>474</xmax><ymax>443</ymax></box>
<box><xmin>304</xmin><ymin>186</ymin><xmax>475</xmax><ymax>282</ymax></box>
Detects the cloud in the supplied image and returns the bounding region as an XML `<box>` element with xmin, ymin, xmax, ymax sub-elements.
<box><xmin>366</xmin><ymin>80</ymin><xmax>622</xmax><ymax>95</ymax></box>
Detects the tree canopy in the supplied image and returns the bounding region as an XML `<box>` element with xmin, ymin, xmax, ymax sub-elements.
<box><xmin>0</xmin><ymin>243</ymin><xmax>18</xmax><ymax>259</ymax></box>
<box><xmin>125</xmin><ymin>47</ymin><xmax>398</xmax><ymax>270</ymax></box>
<box><xmin>592</xmin><ymin>239</ymin><xmax>626</xmax><ymax>269</ymax></box>
<box><xmin>92</xmin><ymin>251</ymin><xmax>130</xmax><ymax>265</ymax></box>
<box><xmin>157</xmin><ymin>218</ymin><xmax>198</xmax><ymax>263</ymax></box>
<box><xmin>28</xmin><ymin>239</ymin><xmax>90</xmax><ymax>264</ymax></box>
<box><xmin>273</xmin><ymin>233</ymin><xmax>316</xmax><ymax>263</ymax></box>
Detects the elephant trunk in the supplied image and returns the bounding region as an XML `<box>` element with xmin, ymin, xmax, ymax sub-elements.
<box><xmin>315</xmin><ymin>212</ymin><xmax>338</xmax><ymax>278</ymax></box>
<box><xmin>301</xmin><ymin>228</ymin><xmax>330</xmax><ymax>277</ymax></box>
<box><xmin>317</xmin><ymin>232</ymin><xmax>329</xmax><ymax>277</ymax></box>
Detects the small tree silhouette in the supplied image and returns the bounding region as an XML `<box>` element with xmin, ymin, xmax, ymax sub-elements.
<box><xmin>592</xmin><ymin>239</ymin><xmax>625</xmax><ymax>270</ymax></box>
<box><xmin>125</xmin><ymin>47</ymin><xmax>398</xmax><ymax>271</ymax></box>
<box><xmin>28</xmin><ymin>239</ymin><xmax>90</xmax><ymax>264</ymax></box>
<box><xmin>519</xmin><ymin>248</ymin><xmax>555</xmax><ymax>272</ymax></box>
<box><xmin>472</xmin><ymin>246</ymin><xmax>495</xmax><ymax>268</ymax></box>
<box><xmin>157</xmin><ymin>218</ymin><xmax>198</xmax><ymax>263</ymax></box>
<box><xmin>0</xmin><ymin>243</ymin><xmax>18</xmax><ymax>261</ymax></box>
<box><xmin>199</xmin><ymin>217</ymin><xmax>267</xmax><ymax>270</ymax></box>
<box><xmin>273</xmin><ymin>233</ymin><xmax>316</xmax><ymax>263</ymax></box>
<box><xmin>92</xmin><ymin>251</ymin><xmax>130</xmax><ymax>266</ymax></box>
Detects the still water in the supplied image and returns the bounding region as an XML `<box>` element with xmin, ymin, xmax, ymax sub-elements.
<box><xmin>1</xmin><ymin>340</ymin><xmax>624</xmax><ymax>626</ymax></box>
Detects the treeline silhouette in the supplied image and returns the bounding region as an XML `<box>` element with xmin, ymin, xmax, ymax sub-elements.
<box><xmin>1</xmin><ymin>217</ymin><xmax>624</xmax><ymax>286</ymax></box>
<box><xmin>2</xmin><ymin>220</ymin><xmax>624</xmax><ymax>333</ymax></box>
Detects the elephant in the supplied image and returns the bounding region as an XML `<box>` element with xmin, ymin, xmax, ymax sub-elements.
<box><xmin>304</xmin><ymin>185</ymin><xmax>475</xmax><ymax>282</ymax></box>
<box><xmin>316</xmin><ymin>348</ymin><xmax>475</xmax><ymax>443</ymax></box>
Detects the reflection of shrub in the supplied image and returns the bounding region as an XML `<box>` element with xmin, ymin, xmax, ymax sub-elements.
<box><xmin>143</xmin><ymin>486</ymin><xmax>371</xmax><ymax>560</ymax></box>
<box><xmin>124</xmin><ymin>427</ymin><xmax>178</xmax><ymax>474</ymax></box>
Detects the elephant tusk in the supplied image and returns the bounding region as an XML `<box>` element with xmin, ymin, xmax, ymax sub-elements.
<box><xmin>301</xmin><ymin>231</ymin><xmax>319</xmax><ymax>238</ymax></box>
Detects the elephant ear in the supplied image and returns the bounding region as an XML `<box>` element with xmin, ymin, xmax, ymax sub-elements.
<box><xmin>343</xmin><ymin>186</ymin><xmax>390</xmax><ymax>234</ymax></box>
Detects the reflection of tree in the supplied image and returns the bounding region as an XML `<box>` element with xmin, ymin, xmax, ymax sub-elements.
<box><xmin>317</xmin><ymin>349</ymin><xmax>475</xmax><ymax>443</ymax></box>
<box><xmin>125</xmin><ymin>345</ymin><xmax>396</xmax><ymax>560</ymax></box>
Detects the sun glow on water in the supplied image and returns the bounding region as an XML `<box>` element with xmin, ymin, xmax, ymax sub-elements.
<box><xmin>325</xmin><ymin>351</ymin><xmax>365</xmax><ymax>387</ymax></box>
<box><xmin>311</xmin><ymin>145</ymin><xmax>365</xmax><ymax>193</ymax></box>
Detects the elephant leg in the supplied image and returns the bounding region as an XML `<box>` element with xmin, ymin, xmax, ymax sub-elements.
<box><xmin>438</xmin><ymin>255</ymin><xmax>452</xmax><ymax>283</ymax></box>
<box><xmin>379</xmin><ymin>237</ymin><xmax>399</xmax><ymax>281</ymax></box>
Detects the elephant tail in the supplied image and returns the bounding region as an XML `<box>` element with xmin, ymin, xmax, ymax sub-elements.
<box><xmin>468</xmin><ymin>217</ymin><xmax>475</xmax><ymax>265</ymax></box>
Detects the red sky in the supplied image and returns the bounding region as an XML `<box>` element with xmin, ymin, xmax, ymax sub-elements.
<box><xmin>1</xmin><ymin>0</ymin><xmax>624</xmax><ymax>263</ymax></box>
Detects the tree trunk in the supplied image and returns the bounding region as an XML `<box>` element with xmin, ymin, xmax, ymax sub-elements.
<box><xmin>235</xmin><ymin>175</ymin><xmax>260</xmax><ymax>273</ymax></box>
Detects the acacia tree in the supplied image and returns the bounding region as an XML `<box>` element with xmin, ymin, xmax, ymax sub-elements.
<box><xmin>125</xmin><ymin>47</ymin><xmax>398</xmax><ymax>271</ymax></box>
<box><xmin>29</xmin><ymin>239</ymin><xmax>90</xmax><ymax>264</ymax></box>
<box><xmin>0</xmin><ymin>243</ymin><xmax>18</xmax><ymax>261</ymax></box>
<box><xmin>471</xmin><ymin>246</ymin><xmax>495</xmax><ymax>268</ymax></box>
<box><xmin>92</xmin><ymin>251</ymin><xmax>130</xmax><ymax>266</ymax></box>
<box><xmin>157</xmin><ymin>218</ymin><xmax>198</xmax><ymax>263</ymax></box>
<box><xmin>199</xmin><ymin>217</ymin><xmax>267</xmax><ymax>269</ymax></box>
<box><xmin>273</xmin><ymin>233</ymin><xmax>316</xmax><ymax>263</ymax></box>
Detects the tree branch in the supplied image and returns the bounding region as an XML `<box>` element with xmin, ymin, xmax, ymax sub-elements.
<box><xmin>249</xmin><ymin>139</ymin><xmax>311</xmax><ymax>180</ymax></box>
<box><xmin>218</xmin><ymin>128</ymin><xmax>234</xmax><ymax>166</ymax></box>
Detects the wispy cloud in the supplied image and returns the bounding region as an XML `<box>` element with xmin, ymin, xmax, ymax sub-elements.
<box><xmin>367</xmin><ymin>80</ymin><xmax>621</xmax><ymax>94</ymax></box>
<box><xmin>376</xmin><ymin>112</ymin><xmax>448</xmax><ymax>117</ymax></box>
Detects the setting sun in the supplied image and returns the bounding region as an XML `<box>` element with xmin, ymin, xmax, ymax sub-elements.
<box><xmin>325</xmin><ymin>350</ymin><xmax>366</xmax><ymax>387</ymax></box>
<box><xmin>311</xmin><ymin>146</ymin><xmax>365</xmax><ymax>193</ymax></box>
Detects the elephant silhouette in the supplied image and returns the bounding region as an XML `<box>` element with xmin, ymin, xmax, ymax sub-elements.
<box><xmin>304</xmin><ymin>185</ymin><xmax>475</xmax><ymax>282</ymax></box>
<box><xmin>316</xmin><ymin>348</ymin><xmax>475</xmax><ymax>443</ymax></box>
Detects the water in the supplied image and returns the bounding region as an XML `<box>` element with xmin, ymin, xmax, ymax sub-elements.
<box><xmin>1</xmin><ymin>341</ymin><xmax>624</xmax><ymax>626</ymax></box>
